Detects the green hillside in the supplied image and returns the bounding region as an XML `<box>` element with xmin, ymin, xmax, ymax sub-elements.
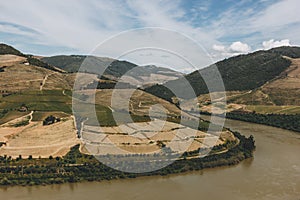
<box><xmin>41</xmin><ymin>55</ymin><xmax>182</xmax><ymax>82</ymax></box>
<box><xmin>0</xmin><ymin>43</ymin><xmax>24</xmax><ymax>56</ymax></box>
<box><xmin>145</xmin><ymin>46</ymin><xmax>300</xmax><ymax>101</ymax></box>
<box><xmin>41</xmin><ymin>55</ymin><xmax>136</xmax><ymax>77</ymax></box>
<box><xmin>41</xmin><ymin>55</ymin><xmax>90</xmax><ymax>73</ymax></box>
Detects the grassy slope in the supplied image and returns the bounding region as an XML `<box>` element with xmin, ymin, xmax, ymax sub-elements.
<box><xmin>41</xmin><ymin>55</ymin><xmax>136</xmax><ymax>77</ymax></box>
<box><xmin>41</xmin><ymin>55</ymin><xmax>182</xmax><ymax>81</ymax></box>
<box><xmin>224</xmin><ymin>56</ymin><xmax>300</xmax><ymax>107</ymax></box>
<box><xmin>0</xmin><ymin>89</ymin><xmax>155</xmax><ymax>126</ymax></box>
<box><xmin>0</xmin><ymin>90</ymin><xmax>71</xmax><ymax>112</ymax></box>
<box><xmin>145</xmin><ymin>46</ymin><xmax>300</xmax><ymax>101</ymax></box>
<box><xmin>0</xmin><ymin>111</ymin><xmax>30</xmax><ymax>125</ymax></box>
<box><xmin>0</xmin><ymin>90</ymin><xmax>72</xmax><ymax>124</ymax></box>
<box><xmin>0</xmin><ymin>43</ymin><xmax>24</xmax><ymax>56</ymax></box>
<box><xmin>0</xmin><ymin>43</ymin><xmax>61</xmax><ymax>72</ymax></box>
<box><xmin>41</xmin><ymin>55</ymin><xmax>88</xmax><ymax>73</ymax></box>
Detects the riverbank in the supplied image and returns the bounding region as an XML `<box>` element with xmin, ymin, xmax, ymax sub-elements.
<box><xmin>0</xmin><ymin>130</ymin><xmax>255</xmax><ymax>186</ymax></box>
<box><xmin>200</xmin><ymin>111</ymin><xmax>300</xmax><ymax>133</ymax></box>
<box><xmin>225</xmin><ymin>112</ymin><xmax>300</xmax><ymax>132</ymax></box>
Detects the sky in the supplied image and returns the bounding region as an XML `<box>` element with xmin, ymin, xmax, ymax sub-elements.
<box><xmin>0</xmin><ymin>0</ymin><xmax>299</xmax><ymax>72</ymax></box>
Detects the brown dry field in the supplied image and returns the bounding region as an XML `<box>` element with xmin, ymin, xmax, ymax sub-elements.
<box><xmin>0</xmin><ymin>54</ymin><xmax>74</xmax><ymax>91</ymax></box>
<box><xmin>264</xmin><ymin>58</ymin><xmax>300</xmax><ymax>90</ymax></box>
<box><xmin>181</xmin><ymin>91</ymin><xmax>249</xmax><ymax>113</ymax></box>
<box><xmin>0</xmin><ymin>111</ymin><xmax>32</xmax><ymax>128</ymax></box>
<box><xmin>76</xmin><ymin>89</ymin><xmax>195</xmax><ymax>119</ymax></box>
<box><xmin>0</xmin><ymin>55</ymin><xmax>26</xmax><ymax>64</ymax></box>
<box><xmin>0</xmin><ymin>111</ymin><xmax>30</xmax><ymax>125</ymax></box>
<box><xmin>0</xmin><ymin>117</ymin><xmax>80</xmax><ymax>158</ymax></box>
<box><xmin>120</xmin><ymin>72</ymin><xmax>182</xmax><ymax>86</ymax></box>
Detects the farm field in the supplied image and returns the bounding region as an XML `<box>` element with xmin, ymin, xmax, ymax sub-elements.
<box><xmin>81</xmin><ymin>119</ymin><xmax>236</xmax><ymax>156</ymax></box>
<box><xmin>0</xmin><ymin>90</ymin><xmax>73</xmax><ymax>124</ymax></box>
<box><xmin>0</xmin><ymin>117</ymin><xmax>79</xmax><ymax>158</ymax></box>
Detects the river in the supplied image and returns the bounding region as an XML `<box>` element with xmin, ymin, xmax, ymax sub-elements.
<box><xmin>1</xmin><ymin>117</ymin><xmax>300</xmax><ymax>200</ymax></box>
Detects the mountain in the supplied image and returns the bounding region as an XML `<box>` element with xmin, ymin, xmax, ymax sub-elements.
<box><xmin>41</xmin><ymin>55</ymin><xmax>113</xmax><ymax>73</ymax></box>
<box><xmin>0</xmin><ymin>44</ymin><xmax>182</xmax><ymax>88</ymax></box>
<box><xmin>226</xmin><ymin>56</ymin><xmax>300</xmax><ymax>106</ymax></box>
<box><xmin>0</xmin><ymin>44</ymin><xmax>185</xmax><ymax>121</ymax></box>
<box><xmin>0</xmin><ymin>45</ymin><xmax>189</xmax><ymax>147</ymax></box>
<box><xmin>145</xmin><ymin>46</ymin><xmax>300</xmax><ymax>102</ymax></box>
<box><xmin>0</xmin><ymin>55</ymin><xmax>74</xmax><ymax>92</ymax></box>
<box><xmin>0</xmin><ymin>43</ymin><xmax>24</xmax><ymax>56</ymax></box>
<box><xmin>41</xmin><ymin>55</ymin><xmax>183</xmax><ymax>86</ymax></box>
<box><xmin>0</xmin><ymin>43</ymin><xmax>61</xmax><ymax>72</ymax></box>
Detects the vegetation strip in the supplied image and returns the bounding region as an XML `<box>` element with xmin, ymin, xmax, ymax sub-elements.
<box><xmin>199</xmin><ymin>111</ymin><xmax>300</xmax><ymax>133</ymax></box>
<box><xmin>225</xmin><ymin>112</ymin><xmax>300</xmax><ymax>132</ymax></box>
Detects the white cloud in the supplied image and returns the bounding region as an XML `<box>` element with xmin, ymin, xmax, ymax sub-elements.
<box><xmin>0</xmin><ymin>0</ymin><xmax>221</xmax><ymax>72</ymax></box>
<box><xmin>212</xmin><ymin>44</ymin><xmax>226</xmax><ymax>52</ymax></box>
<box><xmin>0</xmin><ymin>0</ymin><xmax>125</xmax><ymax>52</ymax></box>
<box><xmin>248</xmin><ymin>0</ymin><xmax>300</xmax><ymax>47</ymax></box>
<box><xmin>262</xmin><ymin>39</ymin><xmax>291</xmax><ymax>50</ymax></box>
<box><xmin>229</xmin><ymin>41</ymin><xmax>251</xmax><ymax>53</ymax></box>
<box><xmin>207</xmin><ymin>0</ymin><xmax>300</xmax><ymax>53</ymax></box>
<box><xmin>124</xmin><ymin>0</ymin><xmax>219</xmax><ymax>49</ymax></box>
<box><xmin>212</xmin><ymin>41</ymin><xmax>251</xmax><ymax>58</ymax></box>
<box><xmin>0</xmin><ymin>0</ymin><xmax>299</xmax><ymax>72</ymax></box>
<box><xmin>252</xmin><ymin>0</ymin><xmax>300</xmax><ymax>29</ymax></box>
<box><xmin>0</xmin><ymin>24</ymin><xmax>37</xmax><ymax>37</ymax></box>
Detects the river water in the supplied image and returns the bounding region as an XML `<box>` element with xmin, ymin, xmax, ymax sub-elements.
<box><xmin>1</xmin><ymin>118</ymin><xmax>300</xmax><ymax>200</ymax></box>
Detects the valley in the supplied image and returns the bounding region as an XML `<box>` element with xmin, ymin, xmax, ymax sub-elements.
<box><xmin>1</xmin><ymin>0</ymin><xmax>299</xmax><ymax>199</ymax></box>
<box><xmin>2</xmin><ymin>43</ymin><xmax>300</xmax><ymax>186</ymax></box>
<box><xmin>0</xmin><ymin>45</ymin><xmax>237</xmax><ymax>161</ymax></box>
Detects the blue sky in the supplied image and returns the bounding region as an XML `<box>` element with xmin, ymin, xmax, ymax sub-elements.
<box><xmin>0</xmin><ymin>0</ymin><xmax>299</xmax><ymax>71</ymax></box>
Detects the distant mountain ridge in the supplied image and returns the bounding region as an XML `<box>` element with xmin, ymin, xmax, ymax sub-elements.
<box><xmin>2</xmin><ymin>43</ymin><xmax>300</xmax><ymax>105</ymax></box>
<box><xmin>145</xmin><ymin>46</ymin><xmax>300</xmax><ymax>102</ymax></box>
<box><xmin>41</xmin><ymin>55</ymin><xmax>113</xmax><ymax>73</ymax></box>
<box><xmin>0</xmin><ymin>43</ymin><xmax>183</xmax><ymax>88</ymax></box>
<box><xmin>41</xmin><ymin>55</ymin><xmax>183</xmax><ymax>85</ymax></box>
